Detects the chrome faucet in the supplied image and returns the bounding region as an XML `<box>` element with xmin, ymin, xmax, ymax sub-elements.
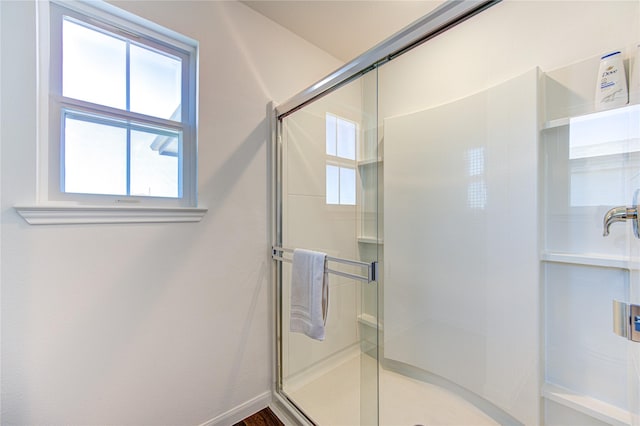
<box><xmin>603</xmin><ymin>205</ymin><xmax>639</xmax><ymax>237</ymax></box>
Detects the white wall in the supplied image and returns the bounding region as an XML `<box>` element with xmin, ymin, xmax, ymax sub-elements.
<box><xmin>0</xmin><ymin>1</ymin><xmax>341</xmax><ymax>424</ymax></box>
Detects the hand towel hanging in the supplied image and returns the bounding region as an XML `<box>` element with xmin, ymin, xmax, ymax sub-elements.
<box><xmin>290</xmin><ymin>249</ymin><xmax>328</xmax><ymax>340</ymax></box>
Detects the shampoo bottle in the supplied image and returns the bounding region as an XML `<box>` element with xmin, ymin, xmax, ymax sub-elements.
<box><xmin>595</xmin><ymin>51</ymin><xmax>628</xmax><ymax>111</ymax></box>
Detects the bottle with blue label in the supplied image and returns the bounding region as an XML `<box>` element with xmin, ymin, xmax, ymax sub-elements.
<box><xmin>595</xmin><ymin>51</ymin><xmax>628</xmax><ymax>111</ymax></box>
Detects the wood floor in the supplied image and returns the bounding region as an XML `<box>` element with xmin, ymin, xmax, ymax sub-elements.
<box><xmin>233</xmin><ymin>407</ymin><xmax>284</xmax><ymax>426</ymax></box>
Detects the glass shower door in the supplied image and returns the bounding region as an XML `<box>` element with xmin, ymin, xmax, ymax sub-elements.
<box><xmin>274</xmin><ymin>1</ymin><xmax>639</xmax><ymax>424</ymax></box>
<box><xmin>276</xmin><ymin>70</ymin><xmax>379</xmax><ymax>425</ymax></box>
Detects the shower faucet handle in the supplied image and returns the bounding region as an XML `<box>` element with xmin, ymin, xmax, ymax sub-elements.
<box><xmin>602</xmin><ymin>205</ymin><xmax>640</xmax><ymax>238</ymax></box>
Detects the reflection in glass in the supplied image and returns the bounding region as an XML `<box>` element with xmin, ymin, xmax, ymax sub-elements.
<box><xmin>337</xmin><ymin>119</ymin><xmax>356</xmax><ymax>160</ymax></box>
<box><xmin>340</xmin><ymin>167</ymin><xmax>356</xmax><ymax>205</ymax></box>
<box><xmin>466</xmin><ymin>147</ymin><xmax>486</xmax><ymax>210</ymax></box>
<box><xmin>326</xmin><ymin>114</ymin><xmax>337</xmax><ymax>156</ymax></box>
<box><xmin>326</xmin><ymin>164</ymin><xmax>339</xmax><ymax>204</ymax></box>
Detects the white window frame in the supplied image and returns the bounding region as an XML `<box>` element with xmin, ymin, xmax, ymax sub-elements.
<box><xmin>16</xmin><ymin>0</ymin><xmax>205</xmax><ymax>224</ymax></box>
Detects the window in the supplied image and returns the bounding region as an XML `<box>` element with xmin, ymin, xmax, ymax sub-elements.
<box><xmin>47</xmin><ymin>2</ymin><xmax>197</xmax><ymax>206</ymax></box>
<box><xmin>326</xmin><ymin>113</ymin><xmax>356</xmax><ymax>205</ymax></box>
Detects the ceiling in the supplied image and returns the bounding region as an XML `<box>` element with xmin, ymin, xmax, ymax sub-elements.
<box><xmin>241</xmin><ymin>1</ymin><xmax>443</xmax><ymax>62</ymax></box>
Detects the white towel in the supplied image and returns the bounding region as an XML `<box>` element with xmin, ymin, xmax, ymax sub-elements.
<box><xmin>290</xmin><ymin>249</ymin><xmax>328</xmax><ymax>341</ymax></box>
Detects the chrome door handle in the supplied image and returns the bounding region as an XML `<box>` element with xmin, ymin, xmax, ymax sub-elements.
<box><xmin>603</xmin><ymin>206</ymin><xmax>640</xmax><ymax>238</ymax></box>
<box><xmin>613</xmin><ymin>301</ymin><xmax>640</xmax><ymax>343</ymax></box>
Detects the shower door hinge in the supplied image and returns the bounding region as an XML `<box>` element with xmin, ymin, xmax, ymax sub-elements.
<box><xmin>613</xmin><ymin>300</ymin><xmax>640</xmax><ymax>343</ymax></box>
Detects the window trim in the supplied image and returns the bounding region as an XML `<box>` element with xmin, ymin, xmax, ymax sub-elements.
<box><xmin>18</xmin><ymin>0</ymin><xmax>205</xmax><ymax>224</ymax></box>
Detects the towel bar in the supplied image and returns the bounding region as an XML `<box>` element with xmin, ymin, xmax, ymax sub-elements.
<box><xmin>272</xmin><ymin>246</ymin><xmax>377</xmax><ymax>283</ymax></box>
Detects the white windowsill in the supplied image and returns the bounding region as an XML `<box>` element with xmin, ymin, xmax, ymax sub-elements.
<box><xmin>14</xmin><ymin>205</ymin><xmax>208</xmax><ymax>225</ymax></box>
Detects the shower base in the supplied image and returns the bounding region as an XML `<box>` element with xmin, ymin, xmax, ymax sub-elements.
<box><xmin>284</xmin><ymin>352</ymin><xmax>498</xmax><ymax>426</ymax></box>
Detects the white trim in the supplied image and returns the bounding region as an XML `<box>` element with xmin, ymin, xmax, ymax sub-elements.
<box><xmin>272</xmin><ymin>393</ymin><xmax>313</xmax><ymax>426</ymax></box>
<box><xmin>49</xmin><ymin>0</ymin><xmax>197</xmax><ymax>52</ymax></box>
<box><xmin>39</xmin><ymin>0</ymin><xmax>199</xmax><ymax>208</ymax></box>
<box><xmin>197</xmin><ymin>391</ymin><xmax>272</xmax><ymax>426</ymax></box>
<box><xmin>542</xmin><ymin>383</ymin><xmax>631</xmax><ymax>426</ymax></box>
<box><xmin>14</xmin><ymin>205</ymin><xmax>207</xmax><ymax>225</ymax></box>
<box><xmin>36</xmin><ymin>0</ymin><xmax>51</xmax><ymax>204</ymax></box>
<box><xmin>541</xmin><ymin>251</ymin><xmax>640</xmax><ymax>270</ymax></box>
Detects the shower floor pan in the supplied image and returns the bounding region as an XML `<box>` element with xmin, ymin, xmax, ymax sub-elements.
<box><xmin>285</xmin><ymin>353</ymin><xmax>498</xmax><ymax>426</ymax></box>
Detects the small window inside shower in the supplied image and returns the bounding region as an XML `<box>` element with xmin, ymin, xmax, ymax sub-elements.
<box><xmin>325</xmin><ymin>113</ymin><xmax>356</xmax><ymax>205</ymax></box>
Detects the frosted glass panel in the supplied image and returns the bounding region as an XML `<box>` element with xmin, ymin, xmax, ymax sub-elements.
<box><xmin>130</xmin><ymin>130</ymin><xmax>180</xmax><ymax>198</ymax></box>
<box><xmin>64</xmin><ymin>116</ymin><xmax>127</xmax><ymax>195</ymax></box>
<box><xmin>63</xmin><ymin>19</ymin><xmax>126</xmax><ymax>109</ymax></box>
<box><xmin>130</xmin><ymin>45</ymin><xmax>182</xmax><ymax>120</ymax></box>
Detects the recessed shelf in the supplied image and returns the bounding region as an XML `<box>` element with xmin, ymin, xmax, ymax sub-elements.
<box><xmin>357</xmin><ymin>158</ymin><xmax>383</xmax><ymax>167</ymax></box>
<box><xmin>357</xmin><ymin>236</ymin><xmax>383</xmax><ymax>244</ymax></box>
<box><xmin>543</xmin><ymin>117</ymin><xmax>570</xmax><ymax>129</ymax></box>
<box><xmin>542</xmin><ymin>383</ymin><xmax>631</xmax><ymax>426</ymax></box>
<box><xmin>357</xmin><ymin>313</ymin><xmax>382</xmax><ymax>330</ymax></box>
<box><xmin>541</xmin><ymin>251</ymin><xmax>640</xmax><ymax>270</ymax></box>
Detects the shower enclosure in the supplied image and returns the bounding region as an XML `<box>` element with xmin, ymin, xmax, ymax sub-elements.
<box><xmin>271</xmin><ymin>1</ymin><xmax>640</xmax><ymax>424</ymax></box>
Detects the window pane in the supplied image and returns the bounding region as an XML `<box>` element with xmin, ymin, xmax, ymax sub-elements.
<box><xmin>131</xmin><ymin>129</ymin><xmax>180</xmax><ymax>198</ymax></box>
<box><xmin>64</xmin><ymin>116</ymin><xmax>127</xmax><ymax>195</ymax></box>
<box><xmin>339</xmin><ymin>167</ymin><xmax>356</xmax><ymax>205</ymax></box>
<box><xmin>326</xmin><ymin>165</ymin><xmax>339</xmax><ymax>204</ymax></box>
<box><xmin>63</xmin><ymin>19</ymin><xmax>126</xmax><ymax>109</ymax></box>
<box><xmin>326</xmin><ymin>114</ymin><xmax>337</xmax><ymax>156</ymax></box>
<box><xmin>337</xmin><ymin>118</ymin><xmax>356</xmax><ymax>160</ymax></box>
<box><xmin>130</xmin><ymin>45</ymin><xmax>182</xmax><ymax>120</ymax></box>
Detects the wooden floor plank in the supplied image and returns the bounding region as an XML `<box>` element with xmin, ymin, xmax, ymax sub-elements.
<box><xmin>233</xmin><ymin>407</ymin><xmax>284</xmax><ymax>426</ymax></box>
